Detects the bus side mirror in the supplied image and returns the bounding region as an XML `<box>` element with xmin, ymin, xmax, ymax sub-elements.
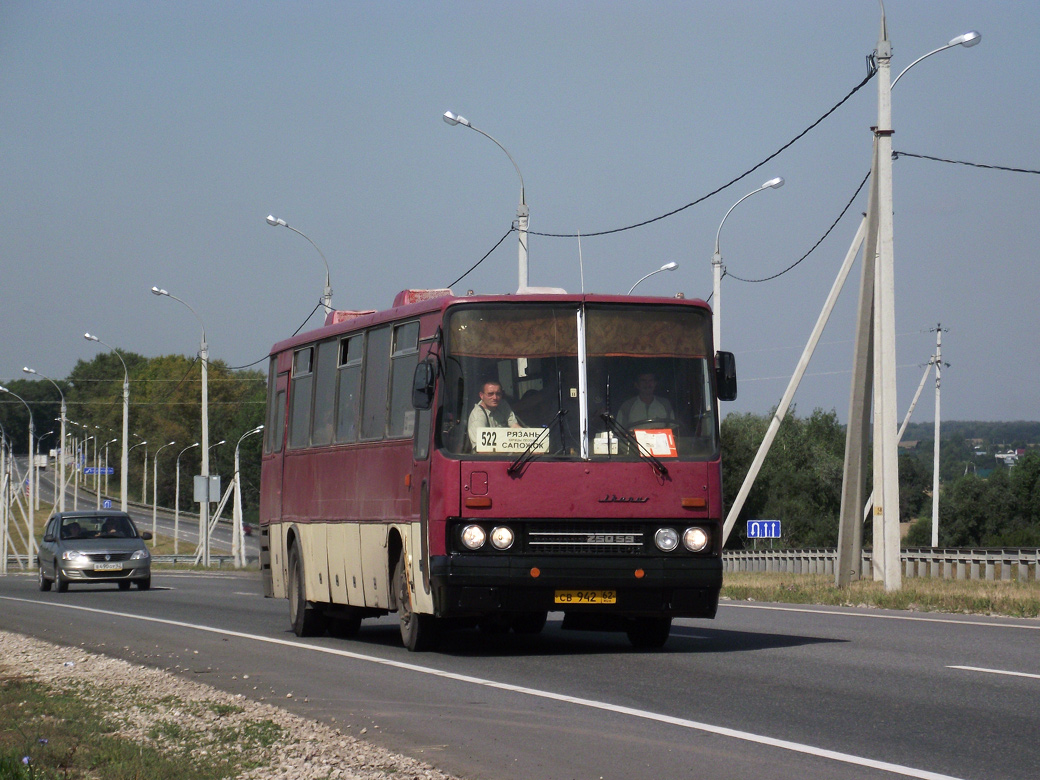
<box><xmin>412</xmin><ymin>361</ymin><xmax>436</xmax><ymax>410</ymax></box>
<box><xmin>716</xmin><ymin>351</ymin><xmax>737</xmax><ymax>401</ymax></box>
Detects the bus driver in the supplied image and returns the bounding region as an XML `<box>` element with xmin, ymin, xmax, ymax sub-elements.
<box><xmin>617</xmin><ymin>372</ymin><xmax>674</xmax><ymax>428</ymax></box>
<box><xmin>468</xmin><ymin>380</ymin><xmax>521</xmax><ymax>447</ymax></box>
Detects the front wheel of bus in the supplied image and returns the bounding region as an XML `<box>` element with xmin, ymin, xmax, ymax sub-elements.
<box><xmin>289</xmin><ymin>545</ymin><xmax>327</xmax><ymax>637</ymax></box>
<box><xmin>393</xmin><ymin>557</ymin><xmax>437</xmax><ymax>652</ymax></box>
<box><xmin>626</xmin><ymin>616</ymin><xmax>671</xmax><ymax>649</ymax></box>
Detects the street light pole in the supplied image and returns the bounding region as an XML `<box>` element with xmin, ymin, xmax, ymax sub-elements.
<box><xmin>233</xmin><ymin>425</ymin><xmax>263</xmax><ymax>568</ymax></box>
<box><xmin>443</xmin><ymin>111</ymin><xmax>529</xmax><ymax>292</ymax></box>
<box><xmin>0</xmin><ymin>385</ymin><xmax>34</xmax><ymax>564</ymax></box>
<box><xmin>83</xmin><ymin>334</ymin><xmax>131</xmax><ymax>512</ymax></box>
<box><xmin>711</xmin><ymin>177</ymin><xmax>784</xmax><ymax>352</ymax></box>
<box><xmin>175</xmin><ymin>442</ymin><xmax>199</xmax><ymax>557</ymax></box>
<box><xmin>152</xmin><ymin>286</ymin><xmax>211</xmax><ymax>566</ymax></box>
<box><xmin>628</xmin><ymin>262</ymin><xmax>679</xmax><ymax>295</ymax></box>
<box><xmin>837</xmin><ymin>14</ymin><xmax>980</xmax><ymax>590</ymax></box>
<box><xmin>152</xmin><ymin>440</ymin><xmax>176</xmax><ymax>548</ymax></box>
<box><xmin>22</xmin><ymin>368</ymin><xmax>66</xmax><ymax>512</ymax></box>
<box><xmin>265</xmin><ymin>216</ymin><xmax>333</xmax><ymax>316</ymax></box>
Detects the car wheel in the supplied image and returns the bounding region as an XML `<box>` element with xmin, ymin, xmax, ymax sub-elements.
<box><xmin>137</xmin><ymin>576</ymin><xmax>151</xmax><ymax>591</ymax></box>
<box><xmin>38</xmin><ymin>564</ymin><xmax>52</xmax><ymax>592</ymax></box>
<box><xmin>118</xmin><ymin>580</ymin><xmax>132</xmax><ymax>591</ymax></box>
<box><xmin>393</xmin><ymin>556</ymin><xmax>437</xmax><ymax>651</ymax></box>
<box><xmin>626</xmin><ymin>616</ymin><xmax>671</xmax><ymax>649</ymax></box>
<box><xmin>288</xmin><ymin>545</ymin><xmax>326</xmax><ymax>637</ymax></box>
<box><xmin>55</xmin><ymin>569</ymin><xmax>69</xmax><ymax>593</ymax></box>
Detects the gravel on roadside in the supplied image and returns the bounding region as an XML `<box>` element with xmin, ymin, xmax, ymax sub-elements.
<box><xmin>0</xmin><ymin>630</ymin><xmax>462</xmax><ymax>780</ymax></box>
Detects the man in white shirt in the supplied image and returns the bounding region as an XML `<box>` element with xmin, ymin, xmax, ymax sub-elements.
<box><xmin>617</xmin><ymin>372</ymin><xmax>674</xmax><ymax>427</ymax></box>
<box><xmin>468</xmin><ymin>380</ymin><xmax>520</xmax><ymax>447</ymax></box>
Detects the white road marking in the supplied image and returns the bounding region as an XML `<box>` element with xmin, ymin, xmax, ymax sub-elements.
<box><xmin>2</xmin><ymin>595</ymin><xmax>967</xmax><ymax>780</ymax></box>
<box><xmin>723</xmin><ymin>602</ymin><xmax>1040</xmax><ymax>630</ymax></box>
<box><xmin>949</xmin><ymin>665</ymin><xmax>1040</xmax><ymax>681</ymax></box>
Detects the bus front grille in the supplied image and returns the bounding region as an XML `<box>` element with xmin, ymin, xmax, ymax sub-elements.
<box><xmin>527</xmin><ymin>524</ymin><xmax>644</xmax><ymax>555</ymax></box>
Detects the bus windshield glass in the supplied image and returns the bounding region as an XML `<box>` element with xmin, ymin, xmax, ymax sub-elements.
<box><xmin>438</xmin><ymin>302</ymin><xmax>719</xmax><ymax>461</ymax></box>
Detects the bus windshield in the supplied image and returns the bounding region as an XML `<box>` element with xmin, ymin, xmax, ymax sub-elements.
<box><xmin>438</xmin><ymin>302</ymin><xmax>719</xmax><ymax>462</ymax></box>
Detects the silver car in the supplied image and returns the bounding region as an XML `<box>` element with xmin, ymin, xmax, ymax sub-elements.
<box><xmin>38</xmin><ymin>511</ymin><xmax>152</xmax><ymax>592</ymax></box>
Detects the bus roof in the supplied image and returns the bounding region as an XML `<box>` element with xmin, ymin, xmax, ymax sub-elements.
<box><xmin>268</xmin><ymin>289</ymin><xmax>710</xmax><ymax>358</ymax></box>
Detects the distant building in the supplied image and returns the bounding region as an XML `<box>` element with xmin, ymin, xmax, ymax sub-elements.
<box><xmin>995</xmin><ymin>450</ymin><xmax>1020</xmax><ymax>469</ymax></box>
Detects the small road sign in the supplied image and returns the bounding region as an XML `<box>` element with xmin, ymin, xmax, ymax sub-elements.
<box><xmin>747</xmin><ymin>520</ymin><xmax>782</xmax><ymax>539</ymax></box>
<box><xmin>103</xmin><ymin>499</ymin><xmax>112</xmax><ymax>508</ymax></box>
<box><xmin>83</xmin><ymin>467</ymin><xmax>115</xmax><ymax>475</ymax></box>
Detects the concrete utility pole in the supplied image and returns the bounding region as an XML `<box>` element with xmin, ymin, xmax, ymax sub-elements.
<box><xmin>835</xmin><ymin>12</ymin><xmax>980</xmax><ymax>590</ymax></box>
<box><xmin>930</xmin><ymin>324</ymin><xmax>949</xmax><ymax>547</ymax></box>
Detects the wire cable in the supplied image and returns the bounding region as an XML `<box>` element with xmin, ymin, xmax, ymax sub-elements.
<box><xmin>527</xmin><ymin>65</ymin><xmax>877</xmax><ymax>239</ymax></box>
<box><xmin>224</xmin><ymin>300</ymin><xmax>326</xmax><ymax>371</ymax></box>
<box><xmin>726</xmin><ymin>169</ymin><xmax>871</xmax><ymax>284</ymax></box>
<box><xmin>445</xmin><ymin>229</ymin><xmax>515</xmax><ymax>289</ymax></box>
<box><xmin>893</xmin><ymin>151</ymin><xmax>1040</xmax><ymax>176</ymax></box>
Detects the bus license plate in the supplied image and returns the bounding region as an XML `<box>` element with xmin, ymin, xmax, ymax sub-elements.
<box><xmin>555</xmin><ymin>590</ymin><xmax>616</xmax><ymax>605</ymax></box>
<box><xmin>93</xmin><ymin>562</ymin><xmax>122</xmax><ymax>571</ymax></box>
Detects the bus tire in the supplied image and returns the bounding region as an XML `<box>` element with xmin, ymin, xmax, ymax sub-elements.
<box><xmin>393</xmin><ymin>556</ymin><xmax>437</xmax><ymax>652</ymax></box>
<box><xmin>289</xmin><ymin>545</ymin><xmax>327</xmax><ymax>637</ymax></box>
<box><xmin>626</xmin><ymin>616</ymin><xmax>671</xmax><ymax>649</ymax></box>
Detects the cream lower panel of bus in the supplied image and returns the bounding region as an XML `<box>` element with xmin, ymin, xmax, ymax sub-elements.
<box><xmin>405</xmin><ymin>522</ymin><xmax>434</xmax><ymax>616</ymax></box>
<box><xmin>359</xmin><ymin>523</ymin><xmax>391</xmax><ymax>610</ymax></box>
<box><xmin>326</xmin><ymin>523</ymin><xmax>365</xmax><ymax>606</ymax></box>
<box><xmin>269</xmin><ymin>523</ymin><xmax>288</xmax><ymax>599</ymax></box>
<box><xmin>297</xmin><ymin>523</ymin><xmax>331</xmax><ymax>605</ymax></box>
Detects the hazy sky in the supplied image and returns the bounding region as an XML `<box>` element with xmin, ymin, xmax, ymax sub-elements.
<box><xmin>3</xmin><ymin>1</ymin><xmax>1037</xmax><ymax>423</ymax></box>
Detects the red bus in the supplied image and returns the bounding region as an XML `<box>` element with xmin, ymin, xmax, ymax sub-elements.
<box><xmin>260</xmin><ymin>289</ymin><xmax>736</xmax><ymax>650</ymax></box>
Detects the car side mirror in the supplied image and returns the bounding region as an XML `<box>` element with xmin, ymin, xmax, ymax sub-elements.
<box><xmin>141</xmin><ymin>531</ymin><xmax>153</xmax><ymax>541</ymax></box>
<box><xmin>716</xmin><ymin>351</ymin><xmax>737</xmax><ymax>401</ymax></box>
<box><xmin>43</xmin><ymin>534</ymin><xmax>55</xmax><ymax>543</ymax></box>
<box><xmin>412</xmin><ymin>361</ymin><xmax>436</xmax><ymax>410</ymax></box>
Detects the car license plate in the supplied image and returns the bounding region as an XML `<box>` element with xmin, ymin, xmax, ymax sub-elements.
<box><xmin>554</xmin><ymin>589</ymin><xmax>616</xmax><ymax>605</ymax></box>
<box><xmin>93</xmin><ymin>562</ymin><xmax>122</xmax><ymax>572</ymax></box>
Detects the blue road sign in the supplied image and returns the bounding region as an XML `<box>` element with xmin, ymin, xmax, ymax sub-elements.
<box><xmin>83</xmin><ymin>467</ymin><xmax>115</xmax><ymax>475</ymax></box>
<box><xmin>747</xmin><ymin>520</ymin><xmax>782</xmax><ymax>539</ymax></box>
<box><xmin>103</xmin><ymin>499</ymin><xmax>112</xmax><ymax>508</ymax></box>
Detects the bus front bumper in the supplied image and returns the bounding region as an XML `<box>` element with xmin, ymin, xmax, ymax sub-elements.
<box><xmin>428</xmin><ymin>554</ymin><xmax>721</xmax><ymax>619</ymax></box>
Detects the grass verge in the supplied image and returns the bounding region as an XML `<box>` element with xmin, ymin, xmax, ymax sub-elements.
<box><xmin>0</xmin><ymin>672</ymin><xmax>284</xmax><ymax>780</ymax></box>
<box><xmin>722</xmin><ymin>572</ymin><xmax>1040</xmax><ymax>618</ymax></box>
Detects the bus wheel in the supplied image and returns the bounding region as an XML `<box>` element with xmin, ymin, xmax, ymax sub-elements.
<box><xmin>393</xmin><ymin>557</ymin><xmax>437</xmax><ymax>652</ymax></box>
<box><xmin>626</xmin><ymin>616</ymin><xmax>671</xmax><ymax>649</ymax></box>
<box><xmin>511</xmin><ymin>611</ymin><xmax>548</xmax><ymax>635</ymax></box>
<box><xmin>288</xmin><ymin>545</ymin><xmax>327</xmax><ymax>637</ymax></box>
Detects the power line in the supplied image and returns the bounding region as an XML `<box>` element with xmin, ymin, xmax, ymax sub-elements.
<box><xmin>893</xmin><ymin>151</ymin><xmax>1040</xmax><ymax>176</ymax></box>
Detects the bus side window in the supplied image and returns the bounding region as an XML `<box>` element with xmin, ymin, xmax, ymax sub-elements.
<box><xmin>388</xmin><ymin>322</ymin><xmax>420</xmax><ymax>438</ymax></box>
<box><xmin>336</xmin><ymin>335</ymin><xmax>363</xmax><ymax>443</ymax></box>
<box><xmin>288</xmin><ymin>347</ymin><xmax>313</xmax><ymax>449</ymax></box>
<box><xmin>360</xmin><ymin>326</ymin><xmax>392</xmax><ymax>440</ymax></box>
<box><xmin>310</xmin><ymin>340</ymin><xmax>338</xmax><ymax>447</ymax></box>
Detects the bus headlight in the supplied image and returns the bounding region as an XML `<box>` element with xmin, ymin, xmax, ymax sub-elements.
<box><xmin>490</xmin><ymin>526</ymin><xmax>514</xmax><ymax>550</ymax></box>
<box><xmin>460</xmin><ymin>524</ymin><xmax>486</xmax><ymax>550</ymax></box>
<box><xmin>654</xmin><ymin>527</ymin><xmax>679</xmax><ymax>552</ymax></box>
<box><xmin>683</xmin><ymin>527</ymin><xmax>710</xmax><ymax>552</ymax></box>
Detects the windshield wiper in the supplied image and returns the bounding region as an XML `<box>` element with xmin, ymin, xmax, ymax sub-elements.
<box><xmin>599</xmin><ymin>412</ymin><xmax>669</xmax><ymax>478</ymax></box>
<box><xmin>508</xmin><ymin>409</ymin><xmax>567</xmax><ymax>475</ymax></box>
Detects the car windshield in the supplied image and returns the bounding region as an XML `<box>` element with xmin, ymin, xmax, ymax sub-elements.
<box><xmin>61</xmin><ymin>516</ymin><xmax>136</xmax><ymax>540</ymax></box>
<box><xmin>437</xmin><ymin>302</ymin><xmax>719</xmax><ymax>462</ymax></box>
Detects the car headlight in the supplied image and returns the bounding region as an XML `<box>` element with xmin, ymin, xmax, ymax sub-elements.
<box><xmin>654</xmin><ymin>527</ymin><xmax>679</xmax><ymax>552</ymax></box>
<box><xmin>683</xmin><ymin>527</ymin><xmax>710</xmax><ymax>552</ymax></box>
<box><xmin>460</xmin><ymin>524</ymin><xmax>486</xmax><ymax>550</ymax></box>
<box><xmin>61</xmin><ymin>550</ymin><xmax>89</xmax><ymax>562</ymax></box>
<box><xmin>131</xmin><ymin>549</ymin><xmax>150</xmax><ymax>560</ymax></box>
<box><xmin>489</xmin><ymin>526</ymin><xmax>514</xmax><ymax>550</ymax></box>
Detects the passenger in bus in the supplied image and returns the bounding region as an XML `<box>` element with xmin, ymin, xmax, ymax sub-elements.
<box><xmin>617</xmin><ymin>372</ymin><xmax>675</xmax><ymax>427</ymax></box>
<box><xmin>467</xmin><ymin>380</ymin><xmax>521</xmax><ymax>447</ymax></box>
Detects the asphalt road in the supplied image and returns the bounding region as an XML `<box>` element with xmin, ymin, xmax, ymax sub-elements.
<box><xmin>2</xmin><ymin>572</ymin><xmax>1037</xmax><ymax>780</ymax></box>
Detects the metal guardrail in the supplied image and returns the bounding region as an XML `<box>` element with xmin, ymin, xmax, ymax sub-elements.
<box><xmin>723</xmin><ymin>547</ymin><xmax>1040</xmax><ymax>582</ymax></box>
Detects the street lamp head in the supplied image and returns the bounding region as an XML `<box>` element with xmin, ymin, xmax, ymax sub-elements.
<box><xmin>150</xmin><ymin>286</ymin><xmax>168</xmax><ymax>297</ymax></box>
<box><xmin>950</xmin><ymin>31</ymin><xmax>981</xmax><ymax>48</ymax></box>
<box><xmin>660</xmin><ymin>261</ymin><xmax>679</xmax><ymax>272</ymax></box>
<box><xmin>84</xmin><ymin>333</ymin><xmax>99</xmax><ymax>342</ymax></box>
<box><xmin>266</xmin><ymin>214</ymin><xmax>288</xmax><ymax>228</ymax></box>
<box><xmin>443</xmin><ymin>110</ymin><xmax>470</xmax><ymax>128</ymax></box>
<box><xmin>763</xmin><ymin>177</ymin><xmax>785</xmax><ymax>190</ymax></box>
<box><xmin>22</xmin><ymin>367</ymin><xmax>36</xmax><ymax>375</ymax></box>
